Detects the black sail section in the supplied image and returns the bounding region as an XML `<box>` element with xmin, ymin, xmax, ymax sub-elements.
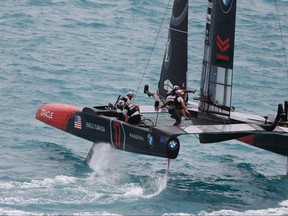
<box><xmin>157</xmin><ymin>0</ymin><xmax>188</xmax><ymax>99</ymax></box>
<box><xmin>199</xmin><ymin>0</ymin><xmax>237</xmax><ymax>116</ymax></box>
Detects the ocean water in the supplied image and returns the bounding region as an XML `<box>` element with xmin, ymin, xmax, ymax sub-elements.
<box><xmin>1</xmin><ymin>0</ymin><xmax>288</xmax><ymax>215</ymax></box>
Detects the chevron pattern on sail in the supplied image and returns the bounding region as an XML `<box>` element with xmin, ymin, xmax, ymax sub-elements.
<box><xmin>157</xmin><ymin>0</ymin><xmax>188</xmax><ymax>99</ymax></box>
<box><xmin>199</xmin><ymin>0</ymin><xmax>237</xmax><ymax>116</ymax></box>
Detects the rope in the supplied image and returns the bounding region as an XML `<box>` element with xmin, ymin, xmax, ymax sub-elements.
<box><xmin>133</xmin><ymin>0</ymin><xmax>172</xmax><ymax>102</ymax></box>
<box><xmin>275</xmin><ymin>0</ymin><xmax>288</xmax><ymax>75</ymax></box>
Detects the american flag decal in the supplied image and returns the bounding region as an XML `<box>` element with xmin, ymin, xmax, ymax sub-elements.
<box><xmin>74</xmin><ymin>115</ymin><xmax>82</xmax><ymax>129</ymax></box>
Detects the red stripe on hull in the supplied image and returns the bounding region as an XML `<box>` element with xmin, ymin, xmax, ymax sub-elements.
<box><xmin>35</xmin><ymin>103</ymin><xmax>81</xmax><ymax>131</ymax></box>
<box><xmin>237</xmin><ymin>134</ymin><xmax>256</xmax><ymax>145</ymax></box>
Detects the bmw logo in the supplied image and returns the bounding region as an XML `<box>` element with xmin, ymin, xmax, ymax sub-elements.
<box><xmin>147</xmin><ymin>134</ymin><xmax>154</xmax><ymax>148</ymax></box>
<box><xmin>220</xmin><ymin>0</ymin><xmax>233</xmax><ymax>13</ymax></box>
<box><xmin>168</xmin><ymin>140</ymin><xmax>178</xmax><ymax>150</ymax></box>
<box><xmin>222</xmin><ymin>0</ymin><xmax>230</xmax><ymax>6</ymax></box>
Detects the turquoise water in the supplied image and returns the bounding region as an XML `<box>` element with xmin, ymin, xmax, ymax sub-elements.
<box><xmin>1</xmin><ymin>0</ymin><xmax>288</xmax><ymax>215</ymax></box>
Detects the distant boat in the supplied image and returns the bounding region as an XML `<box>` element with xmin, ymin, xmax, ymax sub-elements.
<box><xmin>36</xmin><ymin>0</ymin><xmax>288</xmax><ymax>163</ymax></box>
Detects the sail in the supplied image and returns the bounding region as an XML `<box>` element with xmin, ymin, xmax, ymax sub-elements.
<box><xmin>157</xmin><ymin>0</ymin><xmax>188</xmax><ymax>99</ymax></box>
<box><xmin>199</xmin><ymin>0</ymin><xmax>237</xmax><ymax>116</ymax></box>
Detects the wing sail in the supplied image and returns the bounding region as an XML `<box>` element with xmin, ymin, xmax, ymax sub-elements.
<box><xmin>157</xmin><ymin>0</ymin><xmax>188</xmax><ymax>99</ymax></box>
<box><xmin>199</xmin><ymin>0</ymin><xmax>237</xmax><ymax>116</ymax></box>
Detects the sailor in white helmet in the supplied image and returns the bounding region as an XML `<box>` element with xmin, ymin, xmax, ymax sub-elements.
<box><xmin>115</xmin><ymin>99</ymin><xmax>126</xmax><ymax>121</ymax></box>
<box><xmin>122</xmin><ymin>91</ymin><xmax>140</xmax><ymax>112</ymax></box>
<box><xmin>117</xmin><ymin>92</ymin><xmax>141</xmax><ymax>125</ymax></box>
<box><xmin>160</xmin><ymin>89</ymin><xmax>189</xmax><ymax>126</ymax></box>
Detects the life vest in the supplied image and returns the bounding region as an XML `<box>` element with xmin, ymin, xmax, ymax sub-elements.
<box><xmin>174</xmin><ymin>95</ymin><xmax>184</xmax><ymax>109</ymax></box>
<box><xmin>164</xmin><ymin>95</ymin><xmax>176</xmax><ymax>110</ymax></box>
<box><xmin>166</xmin><ymin>95</ymin><xmax>175</xmax><ymax>105</ymax></box>
<box><xmin>125</xmin><ymin>103</ymin><xmax>139</xmax><ymax>117</ymax></box>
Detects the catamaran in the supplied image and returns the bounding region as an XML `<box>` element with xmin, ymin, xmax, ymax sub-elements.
<box><xmin>35</xmin><ymin>0</ymin><xmax>288</xmax><ymax>161</ymax></box>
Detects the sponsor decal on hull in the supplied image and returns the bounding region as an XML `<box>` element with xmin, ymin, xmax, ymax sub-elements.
<box><xmin>111</xmin><ymin>121</ymin><xmax>125</xmax><ymax>149</ymax></box>
<box><xmin>147</xmin><ymin>133</ymin><xmax>154</xmax><ymax>149</ymax></box>
<box><xmin>86</xmin><ymin>122</ymin><xmax>105</xmax><ymax>132</ymax></box>
<box><xmin>40</xmin><ymin>109</ymin><xmax>54</xmax><ymax>119</ymax></box>
<box><xmin>36</xmin><ymin>103</ymin><xmax>81</xmax><ymax>131</ymax></box>
<box><xmin>129</xmin><ymin>133</ymin><xmax>144</xmax><ymax>141</ymax></box>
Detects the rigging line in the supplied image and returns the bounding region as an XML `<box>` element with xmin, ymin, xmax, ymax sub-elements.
<box><xmin>275</xmin><ymin>0</ymin><xmax>288</xmax><ymax>75</ymax></box>
<box><xmin>286</xmin><ymin>157</ymin><xmax>288</xmax><ymax>176</ymax></box>
<box><xmin>194</xmin><ymin>134</ymin><xmax>199</xmax><ymax>140</ymax></box>
<box><xmin>133</xmin><ymin>0</ymin><xmax>172</xmax><ymax>102</ymax></box>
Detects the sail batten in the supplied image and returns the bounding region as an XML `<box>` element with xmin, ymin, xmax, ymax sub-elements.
<box><xmin>169</xmin><ymin>27</ymin><xmax>187</xmax><ymax>34</ymax></box>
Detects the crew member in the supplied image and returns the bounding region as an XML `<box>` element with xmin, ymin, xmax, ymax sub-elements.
<box><xmin>116</xmin><ymin>97</ymin><xmax>141</xmax><ymax>125</ymax></box>
<box><xmin>122</xmin><ymin>92</ymin><xmax>140</xmax><ymax>112</ymax></box>
<box><xmin>115</xmin><ymin>99</ymin><xmax>126</xmax><ymax>121</ymax></box>
<box><xmin>167</xmin><ymin>85</ymin><xmax>196</xmax><ymax>102</ymax></box>
<box><xmin>160</xmin><ymin>89</ymin><xmax>189</xmax><ymax>126</ymax></box>
<box><xmin>124</xmin><ymin>103</ymin><xmax>141</xmax><ymax>125</ymax></box>
<box><xmin>166</xmin><ymin>85</ymin><xmax>180</xmax><ymax>96</ymax></box>
<box><xmin>120</xmin><ymin>92</ymin><xmax>134</xmax><ymax>104</ymax></box>
<box><xmin>126</xmin><ymin>92</ymin><xmax>134</xmax><ymax>104</ymax></box>
<box><xmin>175</xmin><ymin>90</ymin><xmax>190</xmax><ymax>119</ymax></box>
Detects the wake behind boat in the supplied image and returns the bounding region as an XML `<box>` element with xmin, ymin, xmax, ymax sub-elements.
<box><xmin>36</xmin><ymin>0</ymin><xmax>288</xmax><ymax>164</ymax></box>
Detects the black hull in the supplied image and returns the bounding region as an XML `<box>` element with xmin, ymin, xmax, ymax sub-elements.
<box><xmin>237</xmin><ymin>133</ymin><xmax>288</xmax><ymax>156</ymax></box>
<box><xmin>187</xmin><ymin>105</ymin><xmax>288</xmax><ymax>156</ymax></box>
<box><xmin>36</xmin><ymin>104</ymin><xmax>183</xmax><ymax>159</ymax></box>
<box><xmin>199</xmin><ymin>133</ymin><xmax>288</xmax><ymax>156</ymax></box>
<box><xmin>71</xmin><ymin>107</ymin><xmax>182</xmax><ymax>159</ymax></box>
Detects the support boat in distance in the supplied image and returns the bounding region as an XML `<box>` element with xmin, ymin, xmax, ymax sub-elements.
<box><xmin>36</xmin><ymin>0</ymin><xmax>288</xmax><ymax>162</ymax></box>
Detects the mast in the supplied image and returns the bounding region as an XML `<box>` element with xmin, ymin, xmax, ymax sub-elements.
<box><xmin>199</xmin><ymin>0</ymin><xmax>237</xmax><ymax>116</ymax></box>
<box><xmin>157</xmin><ymin>0</ymin><xmax>188</xmax><ymax>99</ymax></box>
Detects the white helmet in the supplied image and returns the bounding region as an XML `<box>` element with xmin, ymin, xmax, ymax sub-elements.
<box><xmin>117</xmin><ymin>100</ymin><xmax>125</xmax><ymax>108</ymax></box>
<box><xmin>173</xmin><ymin>85</ymin><xmax>180</xmax><ymax>91</ymax></box>
<box><xmin>127</xmin><ymin>92</ymin><xmax>134</xmax><ymax>99</ymax></box>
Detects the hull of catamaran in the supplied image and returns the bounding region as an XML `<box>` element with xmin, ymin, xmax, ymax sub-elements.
<box><xmin>185</xmin><ymin>101</ymin><xmax>288</xmax><ymax>156</ymax></box>
<box><xmin>35</xmin><ymin>102</ymin><xmax>288</xmax><ymax>159</ymax></box>
<box><xmin>35</xmin><ymin>103</ymin><xmax>181</xmax><ymax>159</ymax></box>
